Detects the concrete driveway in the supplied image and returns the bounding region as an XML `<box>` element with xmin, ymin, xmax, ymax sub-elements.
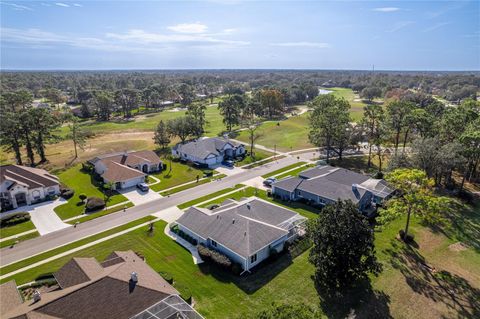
<box><xmin>214</xmin><ymin>165</ymin><xmax>244</xmax><ymax>176</ymax></box>
<box><xmin>119</xmin><ymin>187</ymin><xmax>163</xmax><ymax>205</ymax></box>
<box><xmin>151</xmin><ymin>206</ymin><xmax>184</xmax><ymax>223</ymax></box>
<box><xmin>243</xmin><ymin>176</ymin><xmax>269</xmax><ymax>191</ymax></box>
<box><xmin>20</xmin><ymin>199</ymin><xmax>71</xmax><ymax>235</ymax></box>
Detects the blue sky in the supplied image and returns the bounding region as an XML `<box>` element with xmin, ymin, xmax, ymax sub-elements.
<box><xmin>1</xmin><ymin>0</ymin><xmax>479</xmax><ymax>70</ymax></box>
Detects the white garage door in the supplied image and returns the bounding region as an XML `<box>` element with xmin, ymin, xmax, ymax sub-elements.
<box><xmin>122</xmin><ymin>176</ymin><xmax>145</xmax><ymax>189</ymax></box>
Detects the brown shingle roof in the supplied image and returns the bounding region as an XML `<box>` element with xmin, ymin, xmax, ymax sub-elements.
<box><xmin>4</xmin><ymin>251</ymin><xmax>180</xmax><ymax>319</ymax></box>
<box><xmin>0</xmin><ymin>165</ymin><xmax>59</xmax><ymax>189</ymax></box>
<box><xmin>0</xmin><ymin>280</ymin><xmax>23</xmax><ymax>316</ymax></box>
<box><xmin>101</xmin><ymin>160</ymin><xmax>146</xmax><ymax>182</ymax></box>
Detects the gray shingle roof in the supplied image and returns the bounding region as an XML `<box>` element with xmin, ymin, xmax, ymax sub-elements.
<box><xmin>174</xmin><ymin>137</ymin><xmax>242</xmax><ymax>160</ymax></box>
<box><xmin>176</xmin><ymin>198</ymin><xmax>305</xmax><ymax>258</ymax></box>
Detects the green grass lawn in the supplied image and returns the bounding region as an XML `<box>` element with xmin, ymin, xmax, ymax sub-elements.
<box><xmin>67</xmin><ymin>202</ymin><xmax>135</xmax><ymax>224</ymax></box>
<box><xmin>330</xmin><ymin>155</ymin><xmax>389</xmax><ymax>175</ymax></box>
<box><xmin>235</xmin><ymin>113</ymin><xmax>313</xmax><ymax>152</ymax></box>
<box><xmin>324</xmin><ymin>87</ymin><xmax>367</xmax><ymax>122</ymax></box>
<box><xmin>150</xmin><ymin>160</ymin><xmax>214</xmax><ymax>192</ymax></box>
<box><xmin>54</xmin><ymin>164</ymin><xmax>128</xmax><ymax>220</ymax></box>
<box><xmin>56</xmin><ymin>106</ymin><xmax>229</xmax><ymax>138</ymax></box>
<box><xmin>0</xmin><ymin>216</ymin><xmax>156</xmax><ymax>278</ymax></box>
<box><xmin>0</xmin><ymin>231</ymin><xmax>39</xmax><ymax>249</ymax></box>
<box><xmin>275</xmin><ymin>164</ymin><xmax>316</xmax><ymax>180</ymax></box>
<box><xmin>235</xmin><ymin>149</ymin><xmax>274</xmax><ymax>166</ymax></box>
<box><xmin>262</xmin><ymin>162</ymin><xmax>307</xmax><ymax>178</ymax></box>
<box><xmin>177</xmin><ymin>184</ymin><xmax>245</xmax><ymax>209</ymax></box>
<box><xmin>0</xmin><ymin>220</ymin><xmax>36</xmax><ymax>239</ymax></box>
<box><xmin>1</xmin><ymin>198</ymin><xmax>478</xmax><ymax>318</ymax></box>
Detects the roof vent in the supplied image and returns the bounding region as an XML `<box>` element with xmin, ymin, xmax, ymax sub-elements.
<box><xmin>131</xmin><ymin>272</ymin><xmax>138</xmax><ymax>282</ymax></box>
<box><xmin>232</xmin><ymin>219</ymin><xmax>235</xmax><ymax>224</ymax></box>
<box><xmin>246</xmin><ymin>203</ymin><xmax>251</xmax><ymax>210</ymax></box>
<box><xmin>33</xmin><ymin>290</ymin><xmax>41</xmax><ymax>302</ymax></box>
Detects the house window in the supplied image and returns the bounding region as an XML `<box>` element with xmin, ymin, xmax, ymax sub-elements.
<box><xmin>48</xmin><ymin>187</ymin><xmax>55</xmax><ymax>195</ymax></box>
<box><xmin>250</xmin><ymin>254</ymin><xmax>257</xmax><ymax>263</ymax></box>
<box><xmin>211</xmin><ymin>240</ymin><xmax>217</xmax><ymax>247</ymax></box>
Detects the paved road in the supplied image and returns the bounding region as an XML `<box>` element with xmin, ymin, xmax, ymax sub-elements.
<box><xmin>0</xmin><ymin>156</ymin><xmax>299</xmax><ymax>267</ymax></box>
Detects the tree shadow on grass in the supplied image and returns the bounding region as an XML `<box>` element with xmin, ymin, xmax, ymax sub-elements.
<box><xmin>385</xmin><ymin>239</ymin><xmax>480</xmax><ymax>318</ymax></box>
<box><xmin>314</xmin><ymin>278</ymin><xmax>392</xmax><ymax>319</ymax></box>
<box><xmin>198</xmin><ymin>253</ymin><xmax>293</xmax><ymax>294</ymax></box>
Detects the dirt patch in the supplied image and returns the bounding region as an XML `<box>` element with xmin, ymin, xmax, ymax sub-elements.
<box><xmin>164</xmin><ymin>255</ymin><xmax>177</xmax><ymax>262</ymax></box>
<box><xmin>448</xmin><ymin>242</ymin><xmax>469</xmax><ymax>252</ymax></box>
<box><xmin>416</xmin><ymin>228</ymin><xmax>444</xmax><ymax>253</ymax></box>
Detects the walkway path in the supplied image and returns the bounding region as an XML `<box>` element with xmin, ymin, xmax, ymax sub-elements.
<box><xmin>164</xmin><ymin>223</ymin><xmax>203</xmax><ymax>265</ymax></box>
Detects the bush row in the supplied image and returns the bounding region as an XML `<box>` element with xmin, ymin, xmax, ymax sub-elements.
<box><xmin>0</xmin><ymin>212</ymin><xmax>30</xmax><ymax>227</ymax></box>
<box><xmin>286</xmin><ymin>236</ymin><xmax>312</xmax><ymax>258</ymax></box>
<box><xmin>170</xmin><ymin>225</ymin><xmax>198</xmax><ymax>246</ymax></box>
<box><xmin>197</xmin><ymin>244</ymin><xmax>232</xmax><ymax>269</ymax></box>
<box><xmin>60</xmin><ymin>187</ymin><xmax>75</xmax><ymax>199</ymax></box>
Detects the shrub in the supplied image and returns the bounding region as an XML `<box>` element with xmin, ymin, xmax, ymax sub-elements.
<box><xmin>197</xmin><ymin>244</ymin><xmax>232</xmax><ymax>269</ymax></box>
<box><xmin>79</xmin><ymin>193</ymin><xmax>87</xmax><ymax>202</ymax></box>
<box><xmin>158</xmin><ymin>271</ymin><xmax>174</xmax><ymax>284</ymax></box>
<box><xmin>231</xmin><ymin>263</ymin><xmax>243</xmax><ymax>276</ymax></box>
<box><xmin>174</xmin><ymin>282</ymin><xmax>192</xmax><ymax>304</ymax></box>
<box><xmin>203</xmin><ymin>170</ymin><xmax>213</xmax><ymax>177</ymax></box>
<box><xmin>60</xmin><ymin>188</ymin><xmax>74</xmax><ymax>199</ymax></box>
<box><xmin>1</xmin><ymin>212</ymin><xmax>30</xmax><ymax>227</ymax></box>
<box><xmin>85</xmin><ymin>197</ymin><xmax>105</xmax><ymax>212</ymax></box>
<box><xmin>287</xmin><ymin>236</ymin><xmax>312</xmax><ymax>258</ymax></box>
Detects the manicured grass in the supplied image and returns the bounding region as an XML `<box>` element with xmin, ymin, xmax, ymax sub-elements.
<box><xmin>330</xmin><ymin>155</ymin><xmax>389</xmax><ymax>175</ymax></box>
<box><xmin>241</xmin><ymin>155</ymin><xmax>286</xmax><ymax>169</ymax></box>
<box><xmin>0</xmin><ymin>215</ymin><xmax>156</xmax><ymax>278</ymax></box>
<box><xmin>324</xmin><ymin>87</ymin><xmax>367</xmax><ymax>122</ymax></box>
<box><xmin>199</xmin><ymin>186</ymin><xmax>320</xmax><ymax>220</ymax></box>
<box><xmin>150</xmin><ymin>160</ymin><xmax>214</xmax><ymax>192</ymax></box>
<box><xmin>236</xmin><ymin>113</ymin><xmax>313</xmax><ymax>152</ymax></box>
<box><xmin>275</xmin><ymin>164</ymin><xmax>315</xmax><ymax>180</ymax></box>
<box><xmin>54</xmin><ymin>164</ymin><xmax>128</xmax><ymax>220</ymax></box>
<box><xmin>0</xmin><ymin>231</ymin><xmax>39</xmax><ymax>249</ymax></box>
<box><xmin>262</xmin><ymin>162</ymin><xmax>307</xmax><ymax>178</ymax></box>
<box><xmin>177</xmin><ymin>184</ymin><xmax>245</xmax><ymax>209</ymax></box>
<box><xmin>235</xmin><ymin>149</ymin><xmax>274</xmax><ymax>166</ymax></box>
<box><xmin>0</xmin><ymin>220</ymin><xmax>36</xmax><ymax>239</ymax></box>
<box><xmin>67</xmin><ymin>202</ymin><xmax>135</xmax><ymax>224</ymax></box>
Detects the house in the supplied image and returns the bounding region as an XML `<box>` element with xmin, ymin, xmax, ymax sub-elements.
<box><xmin>175</xmin><ymin>197</ymin><xmax>306</xmax><ymax>272</ymax></box>
<box><xmin>0</xmin><ymin>250</ymin><xmax>203</xmax><ymax>319</ymax></box>
<box><xmin>89</xmin><ymin>151</ymin><xmax>162</xmax><ymax>190</ymax></box>
<box><xmin>272</xmin><ymin>165</ymin><xmax>394</xmax><ymax>214</ymax></box>
<box><xmin>0</xmin><ymin>165</ymin><xmax>60</xmax><ymax>210</ymax></box>
<box><xmin>172</xmin><ymin>137</ymin><xmax>246</xmax><ymax>168</ymax></box>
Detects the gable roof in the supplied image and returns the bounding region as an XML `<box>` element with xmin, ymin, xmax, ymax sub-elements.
<box><xmin>176</xmin><ymin>197</ymin><xmax>306</xmax><ymax>258</ymax></box>
<box><xmin>101</xmin><ymin>160</ymin><xmax>146</xmax><ymax>182</ymax></box>
<box><xmin>0</xmin><ymin>165</ymin><xmax>59</xmax><ymax>190</ymax></box>
<box><xmin>174</xmin><ymin>137</ymin><xmax>243</xmax><ymax>160</ymax></box>
<box><xmin>0</xmin><ymin>280</ymin><xmax>23</xmax><ymax>315</ymax></box>
<box><xmin>3</xmin><ymin>251</ymin><xmax>187</xmax><ymax>319</ymax></box>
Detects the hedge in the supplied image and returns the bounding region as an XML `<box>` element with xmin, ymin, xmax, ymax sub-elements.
<box><xmin>1</xmin><ymin>212</ymin><xmax>30</xmax><ymax>227</ymax></box>
<box><xmin>60</xmin><ymin>187</ymin><xmax>75</xmax><ymax>199</ymax></box>
<box><xmin>171</xmin><ymin>226</ymin><xmax>198</xmax><ymax>246</ymax></box>
<box><xmin>85</xmin><ymin>196</ymin><xmax>106</xmax><ymax>212</ymax></box>
<box><xmin>197</xmin><ymin>244</ymin><xmax>232</xmax><ymax>269</ymax></box>
<box><xmin>286</xmin><ymin>236</ymin><xmax>312</xmax><ymax>258</ymax></box>
<box><xmin>158</xmin><ymin>271</ymin><xmax>174</xmax><ymax>284</ymax></box>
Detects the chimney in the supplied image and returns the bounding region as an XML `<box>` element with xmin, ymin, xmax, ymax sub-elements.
<box><xmin>131</xmin><ymin>272</ymin><xmax>138</xmax><ymax>283</ymax></box>
<box><xmin>33</xmin><ymin>290</ymin><xmax>41</xmax><ymax>302</ymax></box>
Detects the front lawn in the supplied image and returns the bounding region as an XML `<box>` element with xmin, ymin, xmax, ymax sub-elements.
<box><xmin>235</xmin><ymin>149</ymin><xmax>274</xmax><ymax>166</ymax></box>
<box><xmin>0</xmin><ymin>220</ymin><xmax>36</xmax><ymax>239</ymax></box>
<box><xmin>54</xmin><ymin>164</ymin><xmax>128</xmax><ymax>220</ymax></box>
<box><xmin>0</xmin><ymin>231</ymin><xmax>39</xmax><ymax>249</ymax></box>
<box><xmin>149</xmin><ymin>160</ymin><xmax>214</xmax><ymax>192</ymax></box>
<box><xmin>177</xmin><ymin>184</ymin><xmax>245</xmax><ymax>209</ymax></box>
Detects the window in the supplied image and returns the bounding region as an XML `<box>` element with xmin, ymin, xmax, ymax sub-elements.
<box><xmin>211</xmin><ymin>240</ymin><xmax>217</xmax><ymax>247</ymax></box>
<box><xmin>250</xmin><ymin>254</ymin><xmax>257</xmax><ymax>263</ymax></box>
<box><xmin>47</xmin><ymin>187</ymin><xmax>55</xmax><ymax>195</ymax></box>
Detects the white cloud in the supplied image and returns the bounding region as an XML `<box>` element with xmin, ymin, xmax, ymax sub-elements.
<box><xmin>167</xmin><ymin>23</ymin><xmax>208</xmax><ymax>34</ymax></box>
<box><xmin>270</xmin><ymin>41</ymin><xmax>331</xmax><ymax>48</ymax></box>
<box><xmin>422</xmin><ymin>22</ymin><xmax>450</xmax><ymax>33</ymax></box>
<box><xmin>373</xmin><ymin>7</ymin><xmax>400</xmax><ymax>12</ymax></box>
<box><xmin>386</xmin><ymin>21</ymin><xmax>414</xmax><ymax>33</ymax></box>
<box><xmin>73</xmin><ymin>3</ymin><xmax>82</xmax><ymax>7</ymax></box>
<box><xmin>0</xmin><ymin>27</ymin><xmax>250</xmax><ymax>52</ymax></box>
<box><xmin>0</xmin><ymin>2</ymin><xmax>33</xmax><ymax>11</ymax></box>
<box><xmin>55</xmin><ymin>2</ymin><xmax>70</xmax><ymax>7</ymax></box>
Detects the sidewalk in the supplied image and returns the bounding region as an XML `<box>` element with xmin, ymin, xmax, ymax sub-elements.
<box><xmin>164</xmin><ymin>223</ymin><xmax>203</xmax><ymax>265</ymax></box>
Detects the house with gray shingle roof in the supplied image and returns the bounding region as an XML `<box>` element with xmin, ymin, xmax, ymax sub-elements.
<box><xmin>172</xmin><ymin>137</ymin><xmax>245</xmax><ymax>168</ymax></box>
<box><xmin>175</xmin><ymin>197</ymin><xmax>306</xmax><ymax>273</ymax></box>
<box><xmin>272</xmin><ymin>165</ymin><xmax>394</xmax><ymax>215</ymax></box>
<box><xmin>0</xmin><ymin>165</ymin><xmax>60</xmax><ymax>210</ymax></box>
<box><xmin>0</xmin><ymin>251</ymin><xmax>203</xmax><ymax>319</ymax></box>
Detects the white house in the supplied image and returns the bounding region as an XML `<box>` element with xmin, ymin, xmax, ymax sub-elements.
<box><xmin>0</xmin><ymin>165</ymin><xmax>60</xmax><ymax>210</ymax></box>
<box><xmin>172</xmin><ymin>137</ymin><xmax>245</xmax><ymax>168</ymax></box>
<box><xmin>175</xmin><ymin>197</ymin><xmax>306</xmax><ymax>273</ymax></box>
<box><xmin>89</xmin><ymin>151</ymin><xmax>162</xmax><ymax>190</ymax></box>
